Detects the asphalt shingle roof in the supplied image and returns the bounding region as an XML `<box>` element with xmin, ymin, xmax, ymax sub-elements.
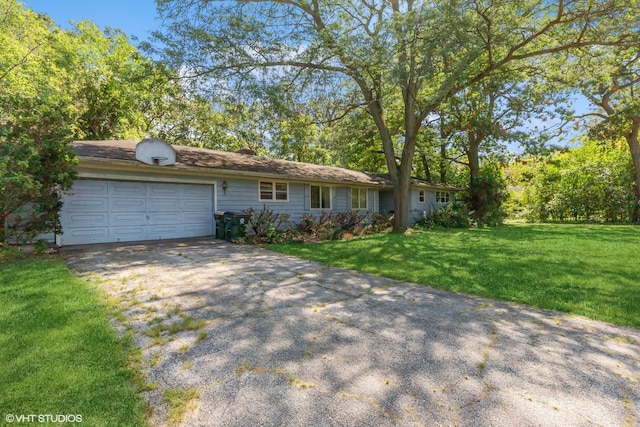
<box><xmin>72</xmin><ymin>140</ymin><xmax>462</xmax><ymax>190</ymax></box>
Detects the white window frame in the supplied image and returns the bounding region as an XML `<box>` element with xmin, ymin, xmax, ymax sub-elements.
<box><xmin>310</xmin><ymin>185</ymin><xmax>332</xmax><ymax>210</ymax></box>
<box><xmin>259</xmin><ymin>181</ymin><xmax>289</xmax><ymax>202</ymax></box>
<box><xmin>436</xmin><ymin>191</ymin><xmax>450</xmax><ymax>204</ymax></box>
<box><xmin>351</xmin><ymin>188</ymin><xmax>368</xmax><ymax>210</ymax></box>
<box><xmin>418</xmin><ymin>190</ymin><xmax>426</xmax><ymax>203</ymax></box>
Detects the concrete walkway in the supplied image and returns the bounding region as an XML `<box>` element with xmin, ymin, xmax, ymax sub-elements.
<box><xmin>64</xmin><ymin>239</ymin><xmax>640</xmax><ymax>427</ymax></box>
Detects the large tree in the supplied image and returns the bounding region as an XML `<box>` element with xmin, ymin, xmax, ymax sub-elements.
<box><xmin>153</xmin><ymin>0</ymin><xmax>637</xmax><ymax>231</ymax></box>
<box><xmin>570</xmin><ymin>44</ymin><xmax>640</xmax><ymax>222</ymax></box>
<box><xmin>0</xmin><ymin>0</ymin><xmax>77</xmax><ymax>242</ymax></box>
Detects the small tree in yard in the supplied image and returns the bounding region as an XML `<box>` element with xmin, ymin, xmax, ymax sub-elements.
<box><xmin>462</xmin><ymin>162</ymin><xmax>509</xmax><ymax>226</ymax></box>
<box><xmin>0</xmin><ymin>99</ymin><xmax>77</xmax><ymax>243</ymax></box>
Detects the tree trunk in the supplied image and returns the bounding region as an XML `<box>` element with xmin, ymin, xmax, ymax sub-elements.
<box><xmin>467</xmin><ymin>139</ymin><xmax>481</xmax><ymax>182</ymax></box>
<box><xmin>393</xmin><ymin>107</ymin><xmax>420</xmax><ymax>232</ymax></box>
<box><xmin>420</xmin><ymin>153</ymin><xmax>432</xmax><ymax>182</ymax></box>
<box><xmin>625</xmin><ymin>118</ymin><xmax>640</xmax><ymax>223</ymax></box>
<box><xmin>393</xmin><ymin>173</ymin><xmax>411</xmax><ymax>232</ymax></box>
<box><xmin>440</xmin><ymin>141</ymin><xmax>447</xmax><ymax>183</ymax></box>
<box><xmin>466</xmin><ymin>137</ymin><xmax>483</xmax><ymax>216</ymax></box>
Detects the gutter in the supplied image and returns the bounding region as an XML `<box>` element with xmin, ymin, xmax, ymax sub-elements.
<box><xmin>76</xmin><ymin>157</ymin><xmax>390</xmax><ymax>188</ymax></box>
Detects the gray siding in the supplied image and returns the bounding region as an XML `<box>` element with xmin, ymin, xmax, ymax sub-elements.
<box><xmin>379</xmin><ymin>190</ymin><xmax>394</xmax><ymax>214</ymax></box>
<box><xmin>216</xmin><ymin>178</ymin><xmax>382</xmax><ymax>226</ymax></box>
<box><xmin>410</xmin><ymin>188</ymin><xmax>438</xmax><ymax>222</ymax></box>
<box><xmin>216</xmin><ymin>178</ymin><xmax>308</xmax><ymax>224</ymax></box>
<box><xmin>379</xmin><ymin>188</ymin><xmax>454</xmax><ymax>224</ymax></box>
<box><xmin>410</xmin><ymin>189</ymin><xmax>457</xmax><ymax>223</ymax></box>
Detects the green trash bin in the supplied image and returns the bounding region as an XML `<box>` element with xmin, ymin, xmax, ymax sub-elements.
<box><xmin>222</xmin><ymin>212</ymin><xmax>251</xmax><ymax>240</ymax></box>
<box><xmin>214</xmin><ymin>211</ymin><xmax>226</xmax><ymax>239</ymax></box>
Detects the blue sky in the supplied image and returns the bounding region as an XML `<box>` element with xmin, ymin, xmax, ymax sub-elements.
<box><xmin>21</xmin><ymin>0</ymin><xmax>160</xmax><ymax>42</ymax></box>
<box><xmin>18</xmin><ymin>0</ymin><xmax>587</xmax><ymax>150</ymax></box>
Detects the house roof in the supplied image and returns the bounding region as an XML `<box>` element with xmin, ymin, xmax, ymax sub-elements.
<box><xmin>71</xmin><ymin>140</ymin><xmax>462</xmax><ymax>190</ymax></box>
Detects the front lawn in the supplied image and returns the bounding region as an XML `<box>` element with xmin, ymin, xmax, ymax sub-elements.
<box><xmin>270</xmin><ymin>224</ymin><xmax>640</xmax><ymax>328</ymax></box>
<box><xmin>0</xmin><ymin>257</ymin><xmax>147</xmax><ymax>426</ymax></box>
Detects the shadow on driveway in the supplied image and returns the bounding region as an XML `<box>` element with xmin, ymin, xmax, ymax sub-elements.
<box><xmin>64</xmin><ymin>239</ymin><xmax>640</xmax><ymax>426</ymax></box>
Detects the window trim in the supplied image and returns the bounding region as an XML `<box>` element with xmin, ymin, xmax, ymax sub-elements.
<box><xmin>418</xmin><ymin>190</ymin><xmax>426</xmax><ymax>203</ymax></box>
<box><xmin>436</xmin><ymin>191</ymin><xmax>450</xmax><ymax>204</ymax></box>
<box><xmin>310</xmin><ymin>184</ymin><xmax>332</xmax><ymax>210</ymax></box>
<box><xmin>351</xmin><ymin>188</ymin><xmax>369</xmax><ymax>210</ymax></box>
<box><xmin>258</xmin><ymin>181</ymin><xmax>289</xmax><ymax>202</ymax></box>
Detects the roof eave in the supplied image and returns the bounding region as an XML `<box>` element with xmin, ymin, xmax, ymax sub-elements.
<box><xmin>76</xmin><ymin>156</ymin><xmax>389</xmax><ymax>187</ymax></box>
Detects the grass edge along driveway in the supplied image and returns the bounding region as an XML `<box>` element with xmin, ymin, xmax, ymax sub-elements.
<box><xmin>0</xmin><ymin>257</ymin><xmax>147</xmax><ymax>427</ymax></box>
<box><xmin>271</xmin><ymin>223</ymin><xmax>640</xmax><ymax>329</ymax></box>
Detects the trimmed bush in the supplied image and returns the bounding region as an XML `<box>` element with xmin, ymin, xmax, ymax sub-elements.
<box><xmin>243</xmin><ymin>205</ymin><xmax>292</xmax><ymax>243</ymax></box>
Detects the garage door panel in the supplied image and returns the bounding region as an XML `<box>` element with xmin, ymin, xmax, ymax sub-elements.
<box><xmin>64</xmin><ymin>197</ymin><xmax>108</xmax><ymax>212</ymax></box>
<box><xmin>61</xmin><ymin>212</ymin><xmax>109</xmax><ymax>227</ymax></box>
<box><xmin>61</xmin><ymin>227</ymin><xmax>110</xmax><ymax>245</ymax></box>
<box><xmin>148</xmin><ymin>212</ymin><xmax>180</xmax><ymax>225</ymax></box>
<box><xmin>109</xmin><ymin>181</ymin><xmax>146</xmax><ymax>198</ymax></box>
<box><xmin>181</xmin><ymin>198</ymin><xmax>213</xmax><ymax>210</ymax></box>
<box><xmin>109</xmin><ymin>226</ymin><xmax>147</xmax><ymax>242</ymax></box>
<box><xmin>181</xmin><ymin>211</ymin><xmax>211</xmax><ymax>224</ymax></box>
<box><xmin>148</xmin><ymin>183</ymin><xmax>181</xmax><ymax>197</ymax></box>
<box><xmin>68</xmin><ymin>180</ymin><xmax>109</xmax><ymax>196</ymax></box>
<box><xmin>180</xmin><ymin>223</ymin><xmax>213</xmax><ymax>237</ymax></box>
<box><xmin>109</xmin><ymin>198</ymin><xmax>146</xmax><ymax>212</ymax></box>
<box><xmin>147</xmin><ymin>224</ymin><xmax>181</xmax><ymax>240</ymax></box>
<box><xmin>61</xmin><ymin>180</ymin><xmax>214</xmax><ymax>245</ymax></box>
<box><xmin>148</xmin><ymin>198</ymin><xmax>180</xmax><ymax>211</ymax></box>
<box><xmin>109</xmin><ymin>212</ymin><xmax>146</xmax><ymax>226</ymax></box>
<box><xmin>182</xmin><ymin>185</ymin><xmax>211</xmax><ymax>198</ymax></box>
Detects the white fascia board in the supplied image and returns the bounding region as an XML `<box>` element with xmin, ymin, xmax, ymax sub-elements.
<box><xmin>76</xmin><ymin>157</ymin><xmax>387</xmax><ymax>188</ymax></box>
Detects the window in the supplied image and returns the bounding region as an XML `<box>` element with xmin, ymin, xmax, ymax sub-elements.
<box><xmin>436</xmin><ymin>191</ymin><xmax>450</xmax><ymax>204</ymax></box>
<box><xmin>259</xmin><ymin>181</ymin><xmax>288</xmax><ymax>201</ymax></box>
<box><xmin>351</xmin><ymin>188</ymin><xmax>368</xmax><ymax>210</ymax></box>
<box><xmin>311</xmin><ymin>185</ymin><xmax>331</xmax><ymax>209</ymax></box>
<box><xmin>418</xmin><ymin>190</ymin><xmax>425</xmax><ymax>203</ymax></box>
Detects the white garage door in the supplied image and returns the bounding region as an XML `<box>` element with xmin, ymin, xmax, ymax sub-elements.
<box><xmin>60</xmin><ymin>180</ymin><xmax>214</xmax><ymax>245</ymax></box>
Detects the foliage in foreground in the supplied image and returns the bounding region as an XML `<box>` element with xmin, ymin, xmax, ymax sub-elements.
<box><xmin>0</xmin><ymin>257</ymin><xmax>147</xmax><ymax>426</ymax></box>
<box><xmin>270</xmin><ymin>224</ymin><xmax>640</xmax><ymax>328</ymax></box>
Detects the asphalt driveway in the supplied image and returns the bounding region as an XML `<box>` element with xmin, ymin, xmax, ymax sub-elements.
<box><xmin>64</xmin><ymin>239</ymin><xmax>640</xmax><ymax>426</ymax></box>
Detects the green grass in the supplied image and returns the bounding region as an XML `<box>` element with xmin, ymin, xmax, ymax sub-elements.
<box><xmin>271</xmin><ymin>223</ymin><xmax>640</xmax><ymax>328</ymax></box>
<box><xmin>0</xmin><ymin>257</ymin><xmax>147</xmax><ymax>426</ymax></box>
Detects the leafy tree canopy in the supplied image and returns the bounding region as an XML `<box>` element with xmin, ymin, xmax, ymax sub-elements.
<box><xmin>151</xmin><ymin>0</ymin><xmax>640</xmax><ymax>231</ymax></box>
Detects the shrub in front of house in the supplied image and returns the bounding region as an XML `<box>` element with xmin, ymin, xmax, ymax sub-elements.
<box><xmin>297</xmin><ymin>211</ymin><xmax>368</xmax><ymax>241</ymax></box>
<box><xmin>243</xmin><ymin>206</ymin><xmax>293</xmax><ymax>243</ymax></box>
<box><xmin>367</xmin><ymin>212</ymin><xmax>394</xmax><ymax>233</ymax></box>
<box><xmin>416</xmin><ymin>203</ymin><xmax>470</xmax><ymax>229</ymax></box>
